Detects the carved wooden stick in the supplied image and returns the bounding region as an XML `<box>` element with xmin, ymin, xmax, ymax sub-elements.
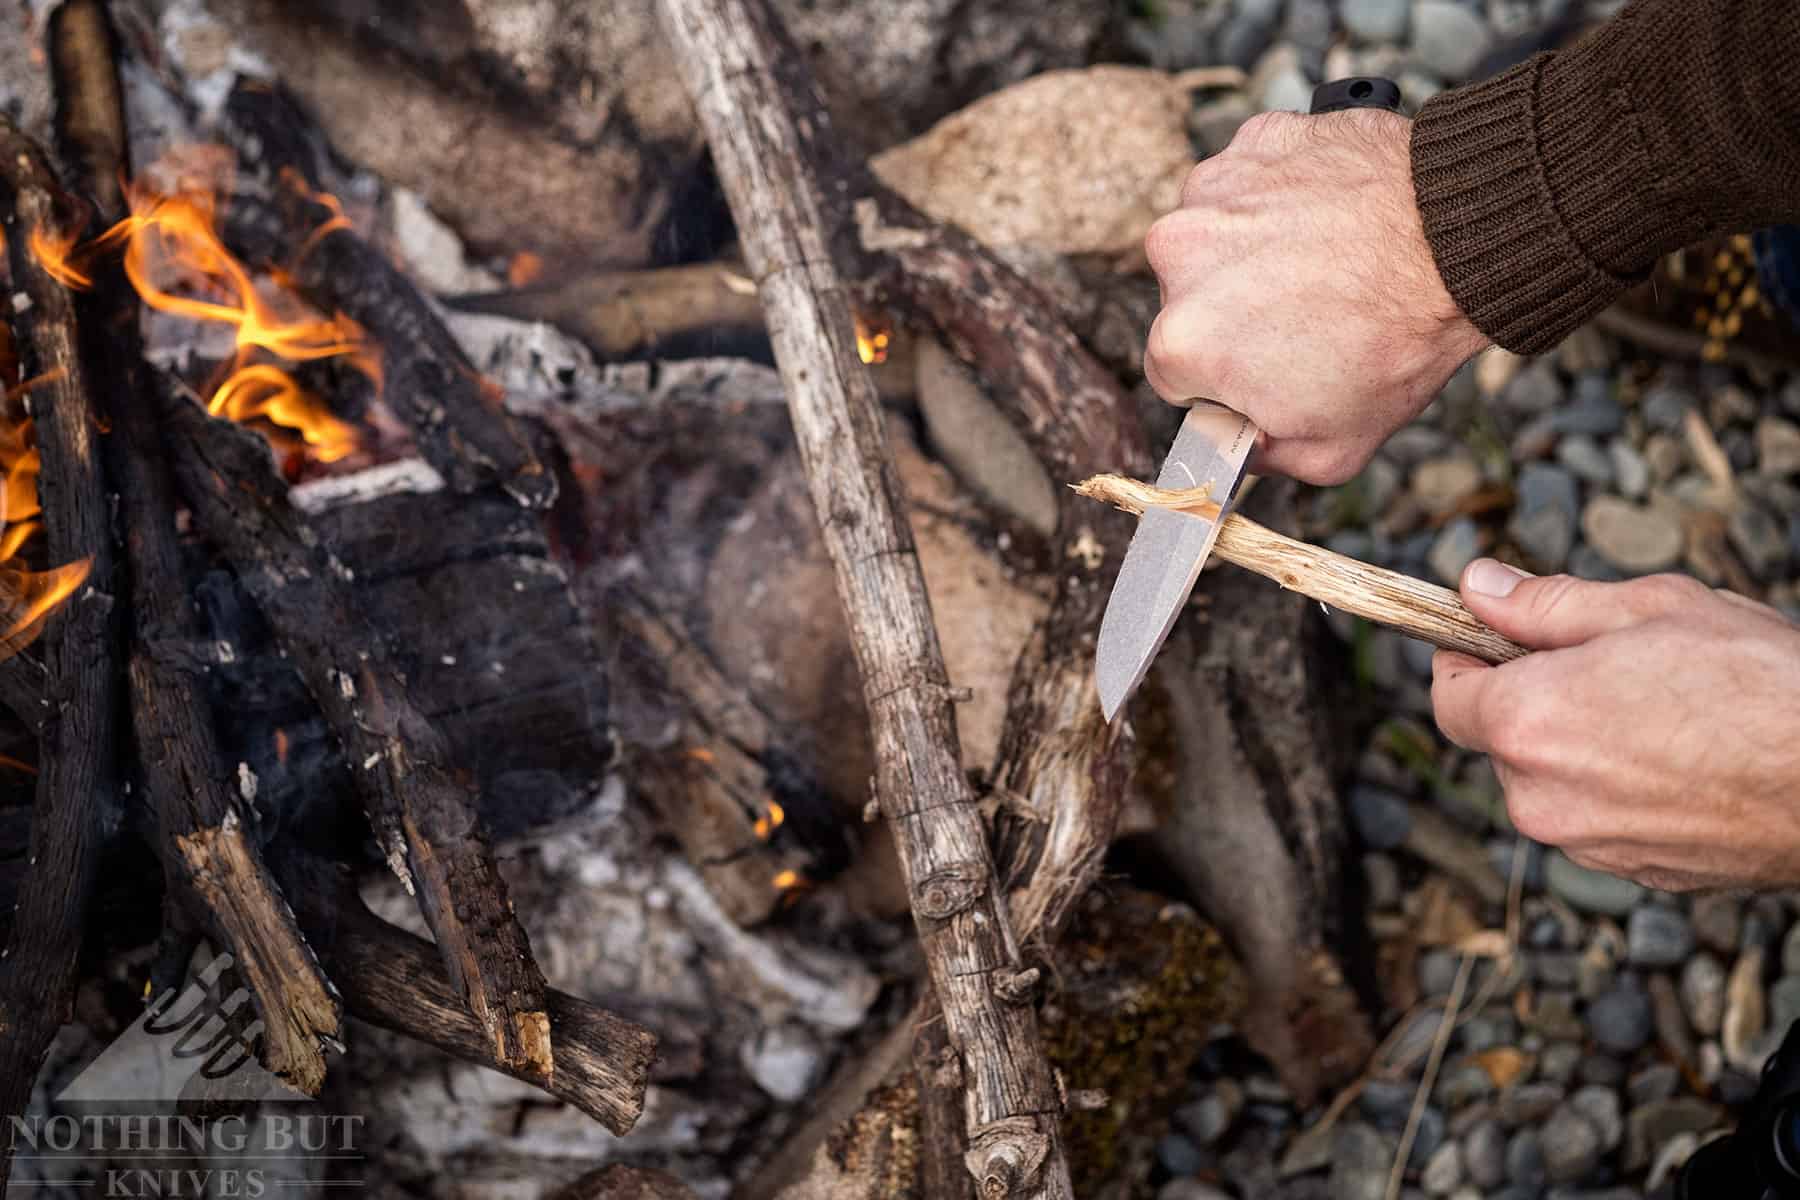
<box><xmin>658</xmin><ymin>0</ymin><xmax>1074</xmax><ymax>1193</ymax></box>
<box><xmin>1076</xmin><ymin>475</ymin><xmax>1526</xmax><ymax>665</ymax></box>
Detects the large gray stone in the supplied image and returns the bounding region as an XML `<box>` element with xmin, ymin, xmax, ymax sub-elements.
<box><xmin>1587</xmin><ymin>982</ymin><xmax>1654</xmax><ymax>1055</ymax></box>
<box><xmin>1409</xmin><ymin>1</ymin><xmax>1495</xmax><ymax>81</ymax></box>
<box><xmin>1544</xmin><ymin>851</ymin><xmax>1644</xmax><ymax>916</ymax></box>
<box><xmin>1429</xmin><ymin>517</ymin><xmax>1484</xmax><ymax>586</ymax></box>
<box><xmin>1463</xmin><ymin>1119</ymin><xmax>1507</xmax><ymax>1190</ymax></box>
<box><xmin>1627</xmin><ymin>905</ymin><xmax>1695</xmax><ymax>968</ymax></box>
<box><xmin>1582</xmin><ymin>495</ymin><xmax>1684</xmax><ymax>573</ymax></box>
<box><xmin>1343</xmin><ymin>0</ymin><xmax>1410</xmax><ymax>40</ymax></box>
<box><xmin>1540</xmin><ymin>1107</ymin><xmax>1603</xmax><ymax>1184</ymax></box>
<box><xmin>1509</xmin><ymin>464</ymin><xmax>1580</xmax><ymax>571</ymax></box>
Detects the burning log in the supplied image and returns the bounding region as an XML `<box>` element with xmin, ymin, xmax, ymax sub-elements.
<box><xmin>160</xmin><ymin>386</ymin><xmax>556</xmax><ymax>1079</ymax></box>
<box><xmin>44</xmin><ymin>0</ymin><xmax>347</xmax><ymax>1095</ymax></box>
<box><xmin>212</xmin><ymin>81</ymin><xmax>551</xmax><ymax>507</ymax></box>
<box><xmin>658</xmin><ymin>2</ymin><xmax>1075</xmax><ymax>1195</ymax></box>
<box><xmin>0</xmin><ymin>118</ymin><xmax>119</xmax><ymax>1176</ymax></box>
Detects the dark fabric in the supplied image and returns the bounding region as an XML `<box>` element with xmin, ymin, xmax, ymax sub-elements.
<box><xmin>1755</xmin><ymin>225</ymin><xmax>1800</xmax><ymax>327</ymax></box>
<box><xmin>1410</xmin><ymin>0</ymin><xmax>1800</xmax><ymax>354</ymax></box>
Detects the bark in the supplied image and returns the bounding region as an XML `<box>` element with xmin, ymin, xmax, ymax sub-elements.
<box><xmin>312</xmin><ymin>882</ymin><xmax>655</xmax><ymax>1137</ymax></box>
<box><xmin>50</xmin><ymin>0</ymin><xmax>346</xmax><ymax>1094</ymax></box>
<box><xmin>0</xmin><ymin>119</ymin><xmax>121</xmax><ymax>1182</ymax></box>
<box><xmin>161</xmin><ymin>388</ymin><xmax>553</xmax><ymax>1078</ymax></box>
<box><xmin>658</xmin><ymin>0</ymin><xmax>1073</xmax><ymax>1194</ymax></box>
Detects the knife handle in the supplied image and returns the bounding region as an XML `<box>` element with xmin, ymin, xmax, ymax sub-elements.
<box><xmin>1309</xmin><ymin>76</ymin><xmax>1404</xmax><ymax>115</ymax></box>
<box><xmin>1213</xmin><ymin>514</ymin><xmax>1527</xmax><ymax>665</ymax></box>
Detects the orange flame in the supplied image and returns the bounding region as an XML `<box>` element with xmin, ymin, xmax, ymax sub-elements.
<box><xmin>0</xmin><ymin>343</ymin><xmax>87</xmax><ymax>664</ymax></box>
<box><xmin>752</xmin><ymin>799</ymin><xmax>785</xmax><ymax>841</ymax></box>
<box><xmin>28</xmin><ymin>164</ymin><xmax>376</xmax><ymax>462</ymax></box>
<box><xmin>0</xmin><ymin>559</ymin><xmax>91</xmax><ymax>657</ymax></box>
<box><xmin>772</xmin><ymin>868</ymin><xmax>807</xmax><ymax>893</ymax></box>
<box><xmin>27</xmin><ymin>225</ymin><xmax>91</xmax><ymax>290</ymax></box>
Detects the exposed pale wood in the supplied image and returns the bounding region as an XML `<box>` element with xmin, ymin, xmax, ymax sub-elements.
<box><xmin>0</xmin><ymin>118</ymin><xmax>120</xmax><ymax>1184</ymax></box>
<box><xmin>1075</xmin><ymin>474</ymin><xmax>1526</xmax><ymax>665</ymax></box>
<box><xmin>657</xmin><ymin>0</ymin><xmax>1073</xmax><ymax>1193</ymax></box>
<box><xmin>161</xmin><ymin>389</ymin><xmax>553</xmax><ymax>1079</ymax></box>
<box><xmin>305</xmin><ymin>878</ymin><xmax>655</xmax><ymax>1136</ymax></box>
<box><xmin>47</xmin><ymin>0</ymin><xmax>127</xmax><ymax>221</ymax></box>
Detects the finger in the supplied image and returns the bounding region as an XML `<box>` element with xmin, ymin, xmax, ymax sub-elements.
<box><xmin>1457</xmin><ymin>562</ymin><xmax>1714</xmax><ymax>650</ymax></box>
<box><xmin>1429</xmin><ymin>650</ymin><xmax>1503</xmax><ymax>754</ymax></box>
<box><xmin>1143</xmin><ymin>305</ymin><xmax>1224</xmax><ymax>407</ymax></box>
<box><xmin>1249</xmin><ymin>435</ymin><xmax>1370</xmax><ymax>486</ymax></box>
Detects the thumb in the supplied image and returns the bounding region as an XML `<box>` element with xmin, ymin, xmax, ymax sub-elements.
<box><xmin>1458</xmin><ymin>558</ymin><xmax>1702</xmax><ymax>650</ymax></box>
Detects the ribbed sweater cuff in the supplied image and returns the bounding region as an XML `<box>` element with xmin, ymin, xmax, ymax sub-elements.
<box><xmin>1411</xmin><ymin>55</ymin><xmax>1645</xmax><ymax>355</ymax></box>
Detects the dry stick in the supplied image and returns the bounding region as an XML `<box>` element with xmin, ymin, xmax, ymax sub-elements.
<box><xmin>318</xmin><ymin>889</ymin><xmax>655</xmax><ymax>1135</ymax></box>
<box><xmin>657</xmin><ymin>0</ymin><xmax>1074</xmax><ymax>1194</ymax></box>
<box><xmin>50</xmin><ymin>0</ymin><xmax>344</xmax><ymax>1093</ymax></box>
<box><xmin>159</xmin><ymin>389</ymin><xmax>555</xmax><ymax>1079</ymax></box>
<box><xmin>1075</xmin><ymin>475</ymin><xmax>1526</xmax><ymax>665</ymax></box>
<box><xmin>1385</xmin><ymin>953</ymin><xmax>1474</xmax><ymax>1200</ymax></box>
<box><xmin>0</xmin><ymin>120</ymin><xmax>120</xmax><ymax>1183</ymax></box>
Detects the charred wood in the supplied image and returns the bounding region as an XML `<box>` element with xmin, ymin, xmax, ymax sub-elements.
<box><xmin>50</xmin><ymin>0</ymin><xmax>346</xmax><ymax>1095</ymax></box>
<box><xmin>658</xmin><ymin>1</ymin><xmax>1074</xmax><ymax>1194</ymax></box>
<box><xmin>218</xmin><ymin>81</ymin><xmax>553</xmax><ymax>508</ymax></box>
<box><xmin>161</xmin><ymin>390</ymin><xmax>555</xmax><ymax>1080</ymax></box>
<box><xmin>0</xmin><ymin>119</ymin><xmax>121</xmax><ymax>1180</ymax></box>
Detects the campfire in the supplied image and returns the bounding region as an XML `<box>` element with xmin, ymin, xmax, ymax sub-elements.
<box><xmin>0</xmin><ymin>0</ymin><xmax>1604</xmax><ymax>1198</ymax></box>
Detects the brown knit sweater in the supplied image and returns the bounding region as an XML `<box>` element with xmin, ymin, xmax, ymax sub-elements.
<box><xmin>1411</xmin><ymin>0</ymin><xmax>1800</xmax><ymax>354</ymax></box>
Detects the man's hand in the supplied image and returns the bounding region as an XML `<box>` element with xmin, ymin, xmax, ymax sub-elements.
<box><xmin>1432</xmin><ymin>559</ymin><xmax>1800</xmax><ymax>891</ymax></box>
<box><xmin>1144</xmin><ymin>109</ymin><xmax>1488</xmax><ymax>484</ymax></box>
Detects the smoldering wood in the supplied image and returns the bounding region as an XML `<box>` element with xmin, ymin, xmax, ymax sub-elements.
<box><xmin>0</xmin><ymin>656</ymin><xmax>48</xmax><ymax>729</ymax></box>
<box><xmin>196</xmin><ymin>478</ymin><xmax>615</xmax><ymax>843</ymax></box>
<box><xmin>217</xmin><ymin>82</ymin><xmax>553</xmax><ymax>508</ymax></box>
<box><xmin>658</xmin><ymin>2</ymin><xmax>1074</xmax><ymax>1195</ymax></box>
<box><xmin>50</xmin><ymin>1</ymin><xmax>346</xmax><ymax>1095</ymax></box>
<box><xmin>0</xmin><ymin>118</ymin><xmax>121</xmax><ymax>1181</ymax></box>
<box><xmin>160</xmin><ymin>390</ymin><xmax>555</xmax><ymax>1079</ymax></box>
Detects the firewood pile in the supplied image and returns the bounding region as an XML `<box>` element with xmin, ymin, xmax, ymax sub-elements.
<box><xmin>0</xmin><ymin>1</ymin><xmax>1459</xmax><ymax>1198</ymax></box>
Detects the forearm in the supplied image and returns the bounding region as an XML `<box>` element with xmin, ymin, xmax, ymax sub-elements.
<box><xmin>1410</xmin><ymin>0</ymin><xmax>1800</xmax><ymax>353</ymax></box>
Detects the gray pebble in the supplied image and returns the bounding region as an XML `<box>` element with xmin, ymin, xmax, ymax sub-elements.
<box><xmin>1175</xmin><ymin>1083</ymin><xmax>1241</xmax><ymax>1147</ymax></box>
<box><xmin>1757</xmin><ymin>414</ymin><xmax>1800</xmax><ymax>476</ymax></box>
<box><xmin>1627</xmin><ymin>905</ymin><xmax>1695</xmax><ymax>968</ymax></box>
<box><xmin>1553</xmin><ymin>375</ymin><xmax>1624</xmax><ymax>436</ymax></box>
<box><xmin>1556</xmin><ymin>436</ymin><xmax>1614</xmax><ymax>485</ymax></box>
<box><xmin>1533</xmin><ymin>951</ymin><xmax>1582</xmax><ymax>989</ymax></box>
<box><xmin>1461</xmin><ymin>1011</ymin><xmax>1518</xmax><ymax>1053</ymax></box>
<box><xmin>1625</xmin><ymin>1097</ymin><xmax>1726</xmax><ymax>1172</ymax></box>
<box><xmin>1568</xmin><ymin>1084</ymin><xmax>1623</xmax><ymax>1152</ymax></box>
<box><xmin>1157</xmin><ymin>1179</ymin><xmax>1232</xmax><ymax>1200</ymax></box>
<box><xmin>1436</xmin><ymin>1062</ymin><xmax>1496</xmax><ymax>1108</ymax></box>
<box><xmin>1537</xmin><ymin>1040</ymin><xmax>1583</xmax><ymax>1086</ymax></box>
<box><xmin>1587</xmin><ymin>982</ymin><xmax>1654</xmax><ymax>1054</ymax></box>
<box><xmin>1505</xmin><ymin>1127</ymin><xmax>1548</xmax><ymax>1191</ymax></box>
<box><xmin>1644</xmin><ymin>433</ymin><xmax>1686</xmax><ymax>482</ymax></box>
<box><xmin>1156</xmin><ymin>1132</ymin><xmax>1206</xmax><ymax>1177</ymax></box>
<box><xmin>1566</xmin><ymin>543</ymin><xmax>1628</xmax><ymax>582</ymax></box>
<box><xmin>1502</xmin><ymin>360</ymin><xmax>1565</xmax><ymax>414</ymax></box>
<box><xmin>1770</xmin><ymin>975</ymin><xmax>1800</xmax><ymax>1031</ymax></box>
<box><xmin>1428</xmin><ymin>517</ymin><xmax>1484</xmax><ymax>585</ymax></box>
<box><xmin>1487</xmin><ymin>838</ymin><xmax>1544</xmax><ymax>891</ymax></box>
<box><xmin>1541</xmin><ymin>1107</ymin><xmax>1603</xmax><ymax>1184</ymax></box>
<box><xmin>1329</xmin><ymin>529</ymin><xmax>1377</xmax><ymax>560</ymax></box>
<box><xmin>1641</xmin><ymin>382</ymin><xmax>1697</xmax><ymax>432</ymax></box>
<box><xmin>1544</xmin><ymin>851</ymin><xmax>1643</xmax><ymax>916</ymax></box>
<box><xmin>1361</xmin><ymin>1078</ymin><xmax>1419</xmax><ymax>1130</ymax></box>
<box><xmin>1409</xmin><ymin>0</ymin><xmax>1494</xmax><ymax>79</ymax></box>
<box><xmin>1217</xmin><ymin>13</ymin><xmax>1279</xmax><ymax>69</ymax></box>
<box><xmin>1464</xmin><ymin>1119</ymin><xmax>1507</xmax><ymax>1190</ymax></box>
<box><xmin>1349</xmin><ymin>784</ymin><xmax>1412</xmax><ymax>851</ymax></box>
<box><xmin>1679</xmin><ymin>952</ymin><xmax>1726</xmax><ymax>1037</ymax></box>
<box><xmin>1627</xmin><ymin>1062</ymin><xmax>1680</xmax><ymax>1106</ymax></box>
<box><xmin>1509</xmin><ymin>464</ymin><xmax>1580</xmax><ymax>571</ymax></box>
<box><xmin>1529</xmin><ymin>990</ymin><xmax>1588</xmax><ymax>1041</ymax></box>
<box><xmin>1728</xmin><ymin>502</ymin><xmax>1790</xmax><ymax>580</ymax></box>
<box><xmin>1608</xmin><ymin>441</ymin><xmax>1650</xmax><ymax>499</ymax></box>
<box><xmin>1422</xmin><ymin>1142</ymin><xmax>1463</xmax><ymax>1196</ymax></box>
<box><xmin>1498</xmin><ymin>1082</ymin><xmax>1564</xmax><ymax>1126</ymax></box>
<box><xmin>1363</xmin><ymin>853</ymin><xmax>1402</xmax><ymax>911</ymax></box>
<box><xmin>1342</xmin><ymin>0</ymin><xmax>1410</xmax><ymax>40</ymax></box>
<box><xmin>1691</xmin><ymin>892</ymin><xmax>1742</xmax><ymax>957</ymax></box>
<box><xmin>1511</xmin><ymin>412</ymin><xmax>1560</xmax><ymax>460</ymax></box>
<box><xmin>1332</xmin><ymin>1123</ymin><xmax>1395</xmax><ymax>1200</ymax></box>
<box><xmin>1578</xmin><ymin>1055</ymin><xmax>1625</xmax><ymax>1089</ymax></box>
<box><xmin>1235</xmin><ymin>0</ymin><xmax>1285</xmax><ymax>24</ymax></box>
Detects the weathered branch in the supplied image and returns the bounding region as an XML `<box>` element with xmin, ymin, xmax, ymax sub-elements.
<box><xmin>0</xmin><ymin>118</ymin><xmax>120</xmax><ymax>1181</ymax></box>
<box><xmin>51</xmin><ymin>0</ymin><xmax>345</xmax><ymax>1093</ymax></box>
<box><xmin>316</xmin><ymin>885</ymin><xmax>655</xmax><ymax>1137</ymax></box>
<box><xmin>160</xmin><ymin>387</ymin><xmax>553</xmax><ymax>1078</ymax></box>
<box><xmin>657</xmin><ymin>2</ymin><xmax>1073</xmax><ymax>1194</ymax></box>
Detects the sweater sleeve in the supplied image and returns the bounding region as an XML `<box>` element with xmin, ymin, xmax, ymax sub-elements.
<box><xmin>1409</xmin><ymin>0</ymin><xmax>1800</xmax><ymax>354</ymax></box>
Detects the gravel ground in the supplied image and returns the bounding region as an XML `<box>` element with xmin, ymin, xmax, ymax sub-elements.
<box><xmin>1118</xmin><ymin>1</ymin><xmax>1800</xmax><ymax>1197</ymax></box>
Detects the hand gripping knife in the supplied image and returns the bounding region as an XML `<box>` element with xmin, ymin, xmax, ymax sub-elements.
<box><xmin>1095</xmin><ymin>77</ymin><xmax>1523</xmax><ymax>721</ymax></box>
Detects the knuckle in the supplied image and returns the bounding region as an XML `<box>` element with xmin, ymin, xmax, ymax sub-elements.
<box><xmin>1178</xmin><ymin>162</ymin><xmax>1214</xmax><ymax>209</ymax></box>
<box><xmin>1232</xmin><ymin>111</ymin><xmax>1288</xmax><ymax>148</ymax></box>
<box><xmin>1633</xmin><ymin>572</ymin><xmax>1710</xmax><ymax>612</ymax></box>
<box><xmin>1145</xmin><ymin>311</ymin><xmax>1208</xmax><ymax>397</ymax></box>
<box><xmin>1144</xmin><ymin>213</ymin><xmax>1188</xmax><ymax>277</ymax></box>
<box><xmin>1504</xmin><ymin>789</ymin><xmax>1561</xmax><ymax>845</ymax></box>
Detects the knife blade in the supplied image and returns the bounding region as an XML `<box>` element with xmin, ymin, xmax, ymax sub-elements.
<box><xmin>1095</xmin><ymin>76</ymin><xmax>1405</xmax><ymax>721</ymax></box>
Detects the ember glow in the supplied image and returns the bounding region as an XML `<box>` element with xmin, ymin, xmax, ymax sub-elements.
<box><xmin>752</xmin><ymin>799</ymin><xmax>785</xmax><ymax>840</ymax></box>
<box><xmin>771</xmin><ymin>868</ymin><xmax>805</xmax><ymax>892</ymax></box>
<box><xmin>853</xmin><ymin>312</ymin><xmax>890</xmax><ymax>365</ymax></box>
<box><xmin>35</xmin><ymin>166</ymin><xmax>372</xmax><ymax>463</ymax></box>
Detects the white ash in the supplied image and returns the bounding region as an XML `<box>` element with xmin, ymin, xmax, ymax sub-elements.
<box><xmin>386</xmin><ymin>189</ymin><xmax>501</xmax><ymax>295</ymax></box>
<box><xmin>290</xmin><ymin>457</ymin><xmax>446</xmax><ymax>513</ymax></box>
